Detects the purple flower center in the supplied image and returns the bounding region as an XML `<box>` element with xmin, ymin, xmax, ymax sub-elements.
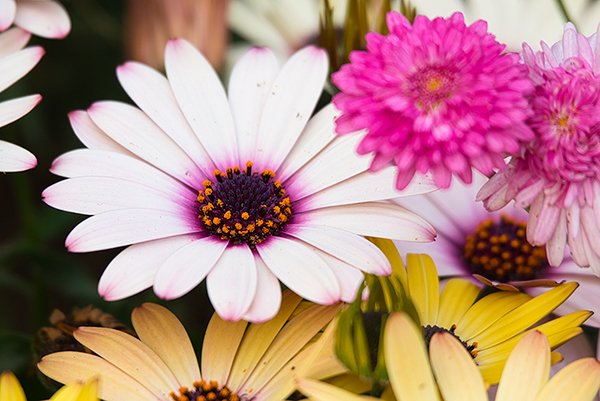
<box><xmin>462</xmin><ymin>215</ymin><xmax>548</xmax><ymax>281</ymax></box>
<box><xmin>171</xmin><ymin>380</ymin><xmax>246</xmax><ymax>401</ymax></box>
<box><xmin>422</xmin><ymin>324</ymin><xmax>477</xmax><ymax>358</ymax></box>
<box><xmin>196</xmin><ymin>162</ymin><xmax>292</xmax><ymax>246</ymax></box>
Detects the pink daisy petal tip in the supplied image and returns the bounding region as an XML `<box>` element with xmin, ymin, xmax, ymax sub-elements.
<box><xmin>332</xmin><ymin>11</ymin><xmax>533</xmax><ymax>190</ymax></box>
<box><xmin>479</xmin><ymin>23</ymin><xmax>600</xmax><ymax>273</ymax></box>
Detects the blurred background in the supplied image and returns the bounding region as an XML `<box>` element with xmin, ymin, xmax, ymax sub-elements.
<box><xmin>1</xmin><ymin>0</ymin><xmax>599</xmax><ymax>398</ymax></box>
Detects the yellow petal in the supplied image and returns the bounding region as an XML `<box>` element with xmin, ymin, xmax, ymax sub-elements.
<box><xmin>38</xmin><ymin>352</ymin><xmax>156</xmax><ymax>401</ymax></box>
<box><xmin>471</xmin><ymin>283</ymin><xmax>578</xmax><ymax>349</ymax></box>
<box><xmin>201</xmin><ymin>313</ymin><xmax>248</xmax><ymax>385</ymax></box>
<box><xmin>429</xmin><ymin>333</ymin><xmax>488</xmax><ymax>401</ymax></box>
<box><xmin>0</xmin><ymin>372</ymin><xmax>26</xmax><ymax>401</ymax></box>
<box><xmin>369</xmin><ymin>237</ymin><xmax>408</xmax><ymax>291</ymax></box>
<box><xmin>534</xmin><ymin>358</ymin><xmax>600</xmax><ymax>401</ymax></box>
<box><xmin>132</xmin><ymin>303</ymin><xmax>201</xmax><ymax>387</ymax></box>
<box><xmin>227</xmin><ymin>291</ymin><xmax>302</xmax><ymax>391</ymax></box>
<box><xmin>385</xmin><ymin>312</ymin><xmax>440</xmax><ymax>401</ymax></box>
<box><xmin>296</xmin><ymin>378</ymin><xmax>378</xmax><ymax>401</ymax></box>
<box><xmin>494</xmin><ymin>331</ymin><xmax>550</xmax><ymax>401</ymax></box>
<box><xmin>242</xmin><ymin>304</ymin><xmax>339</xmax><ymax>397</ymax></box>
<box><xmin>50</xmin><ymin>379</ymin><xmax>99</xmax><ymax>401</ymax></box>
<box><xmin>436</xmin><ymin>279</ymin><xmax>480</xmax><ymax>329</ymax></box>
<box><xmin>74</xmin><ymin>327</ymin><xmax>178</xmax><ymax>397</ymax></box>
<box><xmin>406</xmin><ymin>254</ymin><xmax>439</xmax><ymax>325</ymax></box>
<box><xmin>455</xmin><ymin>292</ymin><xmax>530</xmax><ymax>341</ymax></box>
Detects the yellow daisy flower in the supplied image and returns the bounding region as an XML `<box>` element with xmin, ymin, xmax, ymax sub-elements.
<box><xmin>0</xmin><ymin>371</ymin><xmax>98</xmax><ymax>401</ymax></box>
<box><xmin>430</xmin><ymin>330</ymin><xmax>600</xmax><ymax>401</ymax></box>
<box><xmin>38</xmin><ymin>291</ymin><xmax>343</xmax><ymax>401</ymax></box>
<box><xmin>372</xmin><ymin>239</ymin><xmax>591</xmax><ymax>384</ymax></box>
<box><xmin>299</xmin><ymin>314</ymin><xmax>600</xmax><ymax>401</ymax></box>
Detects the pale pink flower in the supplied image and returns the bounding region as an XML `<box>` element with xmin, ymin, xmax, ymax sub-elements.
<box><xmin>0</xmin><ymin>0</ymin><xmax>70</xmax><ymax>39</ymax></box>
<box><xmin>0</xmin><ymin>27</ymin><xmax>43</xmax><ymax>172</ymax></box>
<box><xmin>44</xmin><ymin>41</ymin><xmax>436</xmax><ymax>322</ymax></box>
<box><xmin>396</xmin><ymin>172</ymin><xmax>600</xmax><ymax>328</ymax></box>
<box><xmin>478</xmin><ymin>23</ymin><xmax>600</xmax><ymax>277</ymax></box>
<box><xmin>332</xmin><ymin>11</ymin><xmax>533</xmax><ymax>190</ymax></box>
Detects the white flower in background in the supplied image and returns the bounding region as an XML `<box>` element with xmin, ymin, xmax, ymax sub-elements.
<box><xmin>0</xmin><ymin>0</ymin><xmax>71</xmax><ymax>39</ymax></box>
<box><xmin>412</xmin><ymin>0</ymin><xmax>600</xmax><ymax>50</ymax></box>
<box><xmin>0</xmin><ymin>27</ymin><xmax>44</xmax><ymax>172</ymax></box>
<box><xmin>43</xmin><ymin>40</ymin><xmax>436</xmax><ymax>322</ymax></box>
<box><xmin>228</xmin><ymin>0</ymin><xmax>346</xmax><ymax>59</ymax></box>
<box><xmin>395</xmin><ymin>172</ymin><xmax>600</xmax><ymax>328</ymax></box>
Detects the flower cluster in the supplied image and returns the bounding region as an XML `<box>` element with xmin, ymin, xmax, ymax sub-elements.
<box><xmin>1</xmin><ymin>2</ymin><xmax>600</xmax><ymax>401</ymax></box>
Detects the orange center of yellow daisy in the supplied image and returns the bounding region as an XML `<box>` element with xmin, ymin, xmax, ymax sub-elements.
<box><xmin>423</xmin><ymin>324</ymin><xmax>478</xmax><ymax>358</ymax></box>
<box><xmin>170</xmin><ymin>380</ymin><xmax>240</xmax><ymax>401</ymax></box>
<box><xmin>463</xmin><ymin>215</ymin><xmax>548</xmax><ymax>282</ymax></box>
<box><xmin>196</xmin><ymin>161</ymin><xmax>292</xmax><ymax>246</ymax></box>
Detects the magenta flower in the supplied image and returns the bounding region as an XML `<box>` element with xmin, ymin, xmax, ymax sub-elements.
<box><xmin>478</xmin><ymin>23</ymin><xmax>600</xmax><ymax>277</ymax></box>
<box><xmin>332</xmin><ymin>12</ymin><xmax>533</xmax><ymax>189</ymax></box>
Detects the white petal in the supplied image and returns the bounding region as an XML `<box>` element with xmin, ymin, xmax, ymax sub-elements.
<box><xmin>153</xmin><ymin>237</ymin><xmax>228</xmax><ymax>299</ymax></box>
<box><xmin>207</xmin><ymin>245</ymin><xmax>257</xmax><ymax>321</ymax></box>
<box><xmin>43</xmin><ymin>176</ymin><xmax>193</xmax><ymax>215</ymax></box>
<box><xmin>50</xmin><ymin>149</ymin><xmax>187</xmax><ymax>196</ymax></box>
<box><xmin>257</xmin><ymin>236</ymin><xmax>340</xmax><ymax>304</ymax></box>
<box><xmin>0</xmin><ymin>0</ymin><xmax>16</xmax><ymax>32</ymax></box>
<box><xmin>165</xmin><ymin>39</ymin><xmax>238</xmax><ymax>167</ymax></box>
<box><xmin>394</xmin><ymin>235</ymin><xmax>466</xmax><ymax>277</ymax></box>
<box><xmin>0</xmin><ymin>139</ymin><xmax>35</xmax><ymax>172</ymax></box>
<box><xmin>228</xmin><ymin>47</ymin><xmax>279</xmax><ymax>162</ymax></box>
<box><xmin>88</xmin><ymin>101</ymin><xmax>201</xmax><ymax>187</ymax></box>
<box><xmin>302</xmin><ymin>166</ymin><xmax>436</xmax><ymax>211</ymax></box>
<box><xmin>277</xmin><ymin>103</ymin><xmax>337</xmax><ymax>181</ymax></box>
<box><xmin>14</xmin><ymin>0</ymin><xmax>70</xmax><ymax>39</ymax></box>
<box><xmin>68</xmin><ymin>110</ymin><xmax>129</xmax><ymax>154</ymax></box>
<box><xmin>287</xmin><ymin>224</ymin><xmax>391</xmax><ymax>275</ymax></box>
<box><xmin>254</xmin><ymin>46</ymin><xmax>328</xmax><ymax>170</ymax></box>
<box><xmin>314</xmin><ymin>249</ymin><xmax>364</xmax><ymax>303</ymax></box>
<box><xmin>0</xmin><ymin>45</ymin><xmax>43</xmax><ymax>92</ymax></box>
<box><xmin>286</xmin><ymin>135</ymin><xmax>370</xmax><ymax>200</ymax></box>
<box><xmin>228</xmin><ymin>0</ymin><xmax>289</xmax><ymax>54</ymax></box>
<box><xmin>302</xmin><ymin>202</ymin><xmax>436</xmax><ymax>242</ymax></box>
<box><xmin>0</xmin><ymin>93</ymin><xmax>40</xmax><ymax>128</ymax></box>
<box><xmin>98</xmin><ymin>235</ymin><xmax>197</xmax><ymax>301</ymax></box>
<box><xmin>546</xmin><ymin>210</ymin><xmax>567</xmax><ymax>267</ymax></box>
<box><xmin>0</xmin><ymin>27</ymin><xmax>30</xmax><ymax>57</ymax></box>
<box><xmin>116</xmin><ymin>61</ymin><xmax>214</xmax><ymax>176</ymax></box>
<box><xmin>65</xmin><ymin>209</ymin><xmax>199</xmax><ymax>252</ymax></box>
<box><xmin>241</xmin><ymin>255</ymin><xmax>283</xmax><ymax>322</ymax></box>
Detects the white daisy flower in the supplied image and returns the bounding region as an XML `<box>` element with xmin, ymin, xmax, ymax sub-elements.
<box><xmin>394</xmin><ymin>172</ymin><xmax>600</xmax><ymax>328</ymax></box>
<box><xmin>0</xmin><ymin>27</ymin><xmax>44</xmax><ymax>172</ymax></box>
<box><xmin>43</xmin><ymin>40</ymin><xmax>436</xmax><ymax>322</ymax></box>
<box><xmin>0</xmin><ymin>0</ymin><xmax>70</xmax><ymax>39</ymax></box>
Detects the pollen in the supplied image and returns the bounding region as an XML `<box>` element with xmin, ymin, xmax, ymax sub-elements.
<box><xmin>171</xmin><ymin>380</ymin><xmax>241</xmax><ymax>401</ymax></box>
<box><xmin>196</xmin><ymin>161</ymin><xmax>293</xmax><ymax>246</ymax></box>
<box><xmin>463</xmin><ymin>215</ymin><xmax>548</xmax><ymax>282</ymax></box>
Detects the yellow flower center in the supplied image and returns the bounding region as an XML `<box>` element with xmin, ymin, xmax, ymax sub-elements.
<box><xmin>196</xmin><ymin>161</ymin><xmax>293</xmax><ymax>246</ymax></box>
<box><xmin>463</xmin><ymin>215</ymin><xmax>548</xmax><ymax>282</ymax></box>
<box><xmin>170</xmin><ymin>380</ymin><xmax>241</xmax><ymax>401</ymax></box>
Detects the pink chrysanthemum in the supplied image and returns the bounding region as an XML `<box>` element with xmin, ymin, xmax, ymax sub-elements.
<box><xmin>332</xmin><ymin>11</ymin><xmax>534</xmax><ymax>189</ymax></box>
<box><xmin>43</xmin><ymin>40</ymin><xmax>436</xmax><ymax>322</ymax></box>
<box><xmin>478</xmin><ymin>23</ymin><xmax>600</xmax><ymax>276</ymax></box>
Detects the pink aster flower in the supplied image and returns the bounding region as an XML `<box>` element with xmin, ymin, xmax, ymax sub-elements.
<box><xmin>0</xmin><ymin>27</ymin><xmax>44</xmax><ymax>172</ymax></box>
<box><xmin>43</xmin><ymin>40</ymin><xmax>436</xmax><ymax>322</ymax></box>
<box><xmin>478</xmin><ymin>23</ymin><xmax>600</xmax><ymax>276</ymax></box>
<box><xmin>396</xmin><ymin>172</ymin><xmax>600</xmax><ymax>328</ymax></box>
<box><xmin>0</xmin><ymin>0</ymin><xmax>70</xmax><ymax>39</ymax></box>
<box><xmin>332</xmin><ymin>11</ymin><xmax>534</xmax><ymax>190</ymax></box>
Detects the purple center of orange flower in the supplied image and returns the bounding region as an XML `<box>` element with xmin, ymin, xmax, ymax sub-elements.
<box><xmin>410</xmin><ymin>65</ymin><xmax>456</xmax><ymax>111</ymax></box>
<box><xmin>196</xmin><ymin>161</ymin><xmax>292</xmax><ymax>246</ymax></box>
<box><xmin>170</xmin><ymin>380</ymin><xmax>242</xmax><ymax>401</ymax></box>
<box><xmin>463</xmin><ymin>215</ymin><xmax>548</xmax><ymax>282</ymax></box>
<box><xmin>423</xmin><ymin>324</ymin><xmax>478</xmax><ymax>358</ymax></box>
